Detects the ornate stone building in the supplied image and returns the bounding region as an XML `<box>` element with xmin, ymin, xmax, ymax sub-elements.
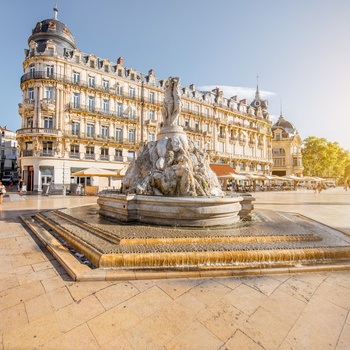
<box><xmin>271</xmin><ymin>114</ymin><xmax>303</xmax><ymax>176</ymax></box>
<box><xmin>17</xmin><ymin>8</ymin><xmax>273</xmax><ymax>192</ymax></box>
<box><xmin>0</xmin><ymin>126</ymin><xmax>19</xmax><ymax>182</ymax></box>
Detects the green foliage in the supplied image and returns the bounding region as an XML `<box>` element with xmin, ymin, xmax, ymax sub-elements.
<box><xmin>302</xmin><ymin>136</ymin><xmax>350</xmax><ymax>178</ymax></box>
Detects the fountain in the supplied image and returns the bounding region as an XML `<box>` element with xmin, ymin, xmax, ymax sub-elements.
<box><xmin>20</xmin><ymin>77</ymin><xmax>350</xmax><ymax>280</ymax></box>
<box><xmin>98</xmin><ymin>77</ymin><xmax>244</xmax><ymax>227</ymax></box>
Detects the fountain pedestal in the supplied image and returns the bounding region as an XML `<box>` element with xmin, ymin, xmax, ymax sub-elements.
<box><xmin>98</xmin><ymin>193</ymin><xmax>243</xmax><ymax>227</ymax></box>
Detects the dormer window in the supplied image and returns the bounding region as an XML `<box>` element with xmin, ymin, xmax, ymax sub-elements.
<box><xmin>276</xmin><ymin>133</ymin><xmax>281</xmax><ymax>141</ymax></box>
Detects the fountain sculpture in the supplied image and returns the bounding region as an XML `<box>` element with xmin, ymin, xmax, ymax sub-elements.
<box><xmin>98</xmin><ymin>77</ymin><xmax>244</xmax><ymax>227</ymax></box>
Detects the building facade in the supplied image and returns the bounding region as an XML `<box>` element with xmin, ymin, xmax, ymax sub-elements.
<box><xmin>0</xmin><ymin>126</ymin><xmax>19</xmax><ymax>183</ymax></box>
<box><xmin>271</xmin><ymin>114</ymin><xmax>303</xmax><ymax>176</ymax></box>
<box><xmin>18</xmin><ymin>8</ymin><xmax>273</xmax><ymax>192</ymax></box>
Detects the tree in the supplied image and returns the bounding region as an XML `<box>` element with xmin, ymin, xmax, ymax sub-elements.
<box><xmin>302</xmin><ymin>136</ymin><xmax>350</xmax><ymax>178</ymax></box>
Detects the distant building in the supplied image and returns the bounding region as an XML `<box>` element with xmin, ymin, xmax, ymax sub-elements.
<box><xmin>17</xmin><ymin>7</ymin><xmax>273</xmax><ymax>192</ymax></box>
<box><xmin>0</xmin><ymin>126</ymin><xmax>19</xmax><ymax>182</ymax></box>
<box><xmin>271</xmin><ymin>114</ymin><xmax>303</xmax><ymax>176</ymax></box>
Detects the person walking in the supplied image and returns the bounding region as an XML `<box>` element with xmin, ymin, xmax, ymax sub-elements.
<box><xmin>0</xmin><ymin>181</ymin><xmax>6</xmax><ymax>204</ymax></box>
<box><xmin>19</xmin><ymin>178</ymin><xmax>24</xmax><ymax>195</ymax></box>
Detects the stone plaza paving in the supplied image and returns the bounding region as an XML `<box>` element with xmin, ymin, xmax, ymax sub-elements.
<box><xmin>0</xmin><ymin>188</ymin><xmax>350</xmax><ymax>349</ymax></box>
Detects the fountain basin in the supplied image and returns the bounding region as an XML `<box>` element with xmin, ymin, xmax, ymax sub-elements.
<box><xmin>98</xmin><ymin>193</ymin><xmax>243</xmax><ymax>227</ymax></box>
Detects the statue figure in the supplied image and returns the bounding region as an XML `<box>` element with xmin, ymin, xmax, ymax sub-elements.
<box><xmin>162</xmin><ymin>77</ymin><xmax>181</xmax><ymax>127</ymax></box>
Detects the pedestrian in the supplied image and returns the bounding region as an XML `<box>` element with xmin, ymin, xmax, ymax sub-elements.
<box><xmin>0</xmin><ymin>181</ymin><xmax>6</xmax><ymax>204</ymax></box>
<box><xmin>9</xmin><ymin>180</ymin><xmax>13</xmax><ymax>191</ymax></box>
<box><xmin>19</xmin><ymin>178</ymin><xmax>24</xmax><ymax>195</ymax></box>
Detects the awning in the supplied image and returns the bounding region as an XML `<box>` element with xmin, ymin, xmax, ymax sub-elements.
<box><xmin>210</xmin><ymin>164</ymin><xmax>237</xmax><ymax>179</ymax></box>
<box><xmin>71</xmin><ymin>167</ymin><xmax>121</xmax><ymax>177</ymax></box>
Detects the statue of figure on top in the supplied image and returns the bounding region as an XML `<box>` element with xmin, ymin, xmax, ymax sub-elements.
<box><xmin>162</xmin><ymin>77</ymin><xmax>181</xmax><ymax>127</ymax></box>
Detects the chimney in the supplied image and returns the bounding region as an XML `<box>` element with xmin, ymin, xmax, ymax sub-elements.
<box><xmin>240</xmin><ymin>99</ymin><xmax>247</xmax><ymax>104</ymax></box>
<box><xmin>148</xmin><ymin>69</ymin><xmax>154</xmax><ymax>76</ymax></box>
<box><xmin>189</xmin><ymin>84</ymin><xmax>195</xmax><ymax>91</ymax></box>
<box><xmin>117</xmin><ymin>57</ymin><xmax>123</xmax><ymax>65</ymax></box>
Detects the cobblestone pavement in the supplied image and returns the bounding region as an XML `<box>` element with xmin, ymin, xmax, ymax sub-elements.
<box><xmin>0</xmin><ymin>188</ymin><xmax>350</xmax><ymax>349</ymax></box>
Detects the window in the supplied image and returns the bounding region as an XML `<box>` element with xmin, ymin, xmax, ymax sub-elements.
<box><xmin>90</xmin><ymin>60</ymin><xmax>95</xmax><ymax>68</ymax></box>
<box><xmin>103</xmin><ymin>99</ymin><xmax>109</xmax><ymax>113</ymax></box>
<box><xmin>26</xmin><ymin>117</ymin><xmax>33</xmax><ymax>128</ymax></box>
<box><xmin>101</xmin><ymin>125</ymin><xmax>109</xmax><ymax>138</ymax></box>
<box><xmin>118</xmin><ymin>69</ymin><xmax>122</xmax><ymax>77</ymax></box>
<box><xmin>128</xmin><ymin>129</ymin><xmax>135</xmax><ymax>142</ymax></box>
<box><xmin>276</xmin><ymin>133</ymin><xmax>280</xmax><ymax>141</ymax></box>
<box><xmin>85</xmin><ymin>146</ymin><xmax>94</xmax><ymax>159</ymax></box>
<box><xmin>130</xmin><ymin>107</ymin><xmax>136</xmax><ymax>120</ymax></box>
<box><xmin>73</xmin><ymin>93</ymin><xmax>80</xmax><ymax>108</ymax></box>
<box><xmin>205</xmin><ymin>123</ymin><xmax>209</xmax><ymax>132</ymax></box>
<box><xmin>149</xmin><ymin>92</ymin><xmax>155</xmax><ymax>104</ymax></box>
<box><xmin>42</xmin><ymin>141</ymin><xmax>53</xmax><ymax>155</ymax></box>
<box><xmin>87</xmin><ymin>123</ymin><xmax>94</xmax><ymax>137</ymax></box>
<box><xmin>104</xmin><ymin>65</ymin><xmax>109</xmax><ymax>72</ymax></box>
<box><xmin>117</xmin><ymin>103</ymin><xmax>123</xmax><ymax>116</ymax></box>
<box><xmin>231</xmin><ymin>143</ymin><xmax>235</xmax><ymax>154</ymax></box>
<box><xmin>148</xmin><ymin>133</ymin><xmax>155</xmax><ymax>142</ymax></box>
<box><xmin>185</xmin><ymin>119</ymin><xmax>189</xmax><ymax>127</ymax></box>
<box><xmin>218</xmin><ymin>142</ymin><xmax>225</xmax><ymax>152</ymax></box>
<box><xmin>88</xmin><ymin>76</ymin><xmax>95</xmax><ymax>88</ymax></box>
<box><xmin>149</xmin><ymin>110</ymin><xmax>155</xmax><ymax>120</ymax></box>
<box><xmin>88</xmin><ymin>96</ymin><xmax>95</xmax><ymax>112</ymax></box>
<box><xmin>127</xmin><ymin>150</ymin><xmax>135</xmax><ymax>161</ymax></box>
<box><xmin>130</xmin><ymin>87</ymin><xmax>135</xmax><ymax>99</ymax></box>
<box><xmin>195</xmin><ymin>105</ymin><xmax>199</xmax><ymax>115</ymax></box>
<box><xmin>115</xmin><ymin>128</ymin><xmax>122</xmax><ymax>141</ymax></box>
<box><xmin>115</xmin><ymin>149</ymin><xmax>123</xmax><ymax>161</ymax></box>
<box><xmin>117</xmin><ymin>85</ymin><xmax>123</xmax><ymax>96</ymax></box>
<box><xmin>71</xmin><ymin>121</ymin><xmax>80</xmax><ymax>136</ymax></box>
<box><xmin>30</xmin><ymin>66</ymin><xmax>35</xmax><ymax>78</ymax></box>
<box><xmin>25</xmin><ymin>142</ymin><xmax>33</xmax><ymax>156</ymax></box>
<box><xmin>205</xmin><ymin>108</ymin><xmax>209</xmax><ymax>118</ymax></box>
<box><xmin>45</xmin><ymin>87</ymin><xmax>54</xmax><ymax>100</ymax></box>
<box><xmin>70</xmin><ymin>144</ymin><xmax>79</xmax><ymax>158</ymax></box>
<box><xmin>28</xmin><ymin>88</ymin><xmax>34</xmax><ymax>101</ymax></box>
<box><xmin>75</xmin><ymin>55</ymin><xmax>80</xmax><ymax>63</ymax></box>
<box><xmin>103</xmin><ymin>80</ymin><xmax>109</xmax><ymax>91</ymax></box>
<box><xmin>185</xmin><ymin>102</ymin><xmax>190</xmax><ymax>112</ymax></box>
<box><xmin>43</xmin><ymin>116</ymin><xmax>53</xmax><ymax>128</ymax></box>
<box><xmin>46</xmin><ymin>65</ymin><xmax>54</xmax><ymax>77</ymax></box>
<box><xmin>100</xmin><ymin>148</ymin><xmax>109</xmax><ymax>159</ymax></box>
<box><xmin>195</xmin><ymin>122</ymin><xmax>199</xmax><ymax>132</ymax></box>
<box><xmin>73</xmin><ymin>72</ymin><xmax>80</xmax><ymax>84</ymax></box>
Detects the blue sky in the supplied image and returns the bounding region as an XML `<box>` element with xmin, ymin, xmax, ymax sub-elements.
<box><xmin>1</xmin><ymin>0</ymin><xmax>350</xmax><ymax>151</ymax></box>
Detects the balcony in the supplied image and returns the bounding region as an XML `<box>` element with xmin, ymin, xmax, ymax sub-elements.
<box><xmin>40</xmin><ymin>151</ymin><xmax>55</xmax><ymax>157</ymax></box>
<box><xmin>22</xmin><ymin>150</ymin><xmax>33</xmax><ymax>157</ymax></box>
<box><xmin>85</xmin><ymin>154</ymin><xmax>95</xmax><ymax>160</ymax></box>
<box><xmin>41</xmin><ymin>98</ymin><xmax>55</xmax><ymax>111</ymax></box>
<box><xmin>17</xmin><ymin>128</ymin><xmax>61</xmax><ymax>137</ymax></box>
<box><xmin>23</xmin><ymin>99</ymin><xmax>35</xmax><ymax>110</ymax></box>
<box><xmin>100</xmin><ymin>155</ymin><xmax>109</xmax><ymax>161</ymax></box>
<box><xmin>66</xmin><ymin>103</ymin><xmax>139</xmax><ymax>123</ymax></box>
<box><xmin>69</xmin><ymin>153</ymin><xmax>80</xmax><ymax>159</ymax></box>
<box><xmin>114</xmin><ymin>156</ymin><xmax>123</xmax><ymax>162</ymax></box>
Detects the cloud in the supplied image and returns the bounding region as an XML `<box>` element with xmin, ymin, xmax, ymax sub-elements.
<box><xmin>197</xmin><ymin>85</ymin><xmax>276</xmax><ymax>101</ymax></box>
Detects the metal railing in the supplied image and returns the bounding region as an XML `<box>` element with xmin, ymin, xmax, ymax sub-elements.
<box><xmin>66</xmin><ymin>103</ymin><xmax>139</xmax><ymax>122</ymax></box>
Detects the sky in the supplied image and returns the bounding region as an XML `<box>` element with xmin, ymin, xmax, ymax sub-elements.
<box><xmin>1</xmin><ymin>0</ymin><xmax>350</xmax><ymax>151</ymax></box>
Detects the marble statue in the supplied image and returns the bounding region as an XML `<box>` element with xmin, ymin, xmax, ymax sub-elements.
<box><xmin>162</xmin><ymin>77</ymin><xmax>181</xmax><ymax>127</ymax></box>
<box><xmin>122</xmin><ymin>75</ymin><xmax>224</xmax><ymax>197</ymax></box>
